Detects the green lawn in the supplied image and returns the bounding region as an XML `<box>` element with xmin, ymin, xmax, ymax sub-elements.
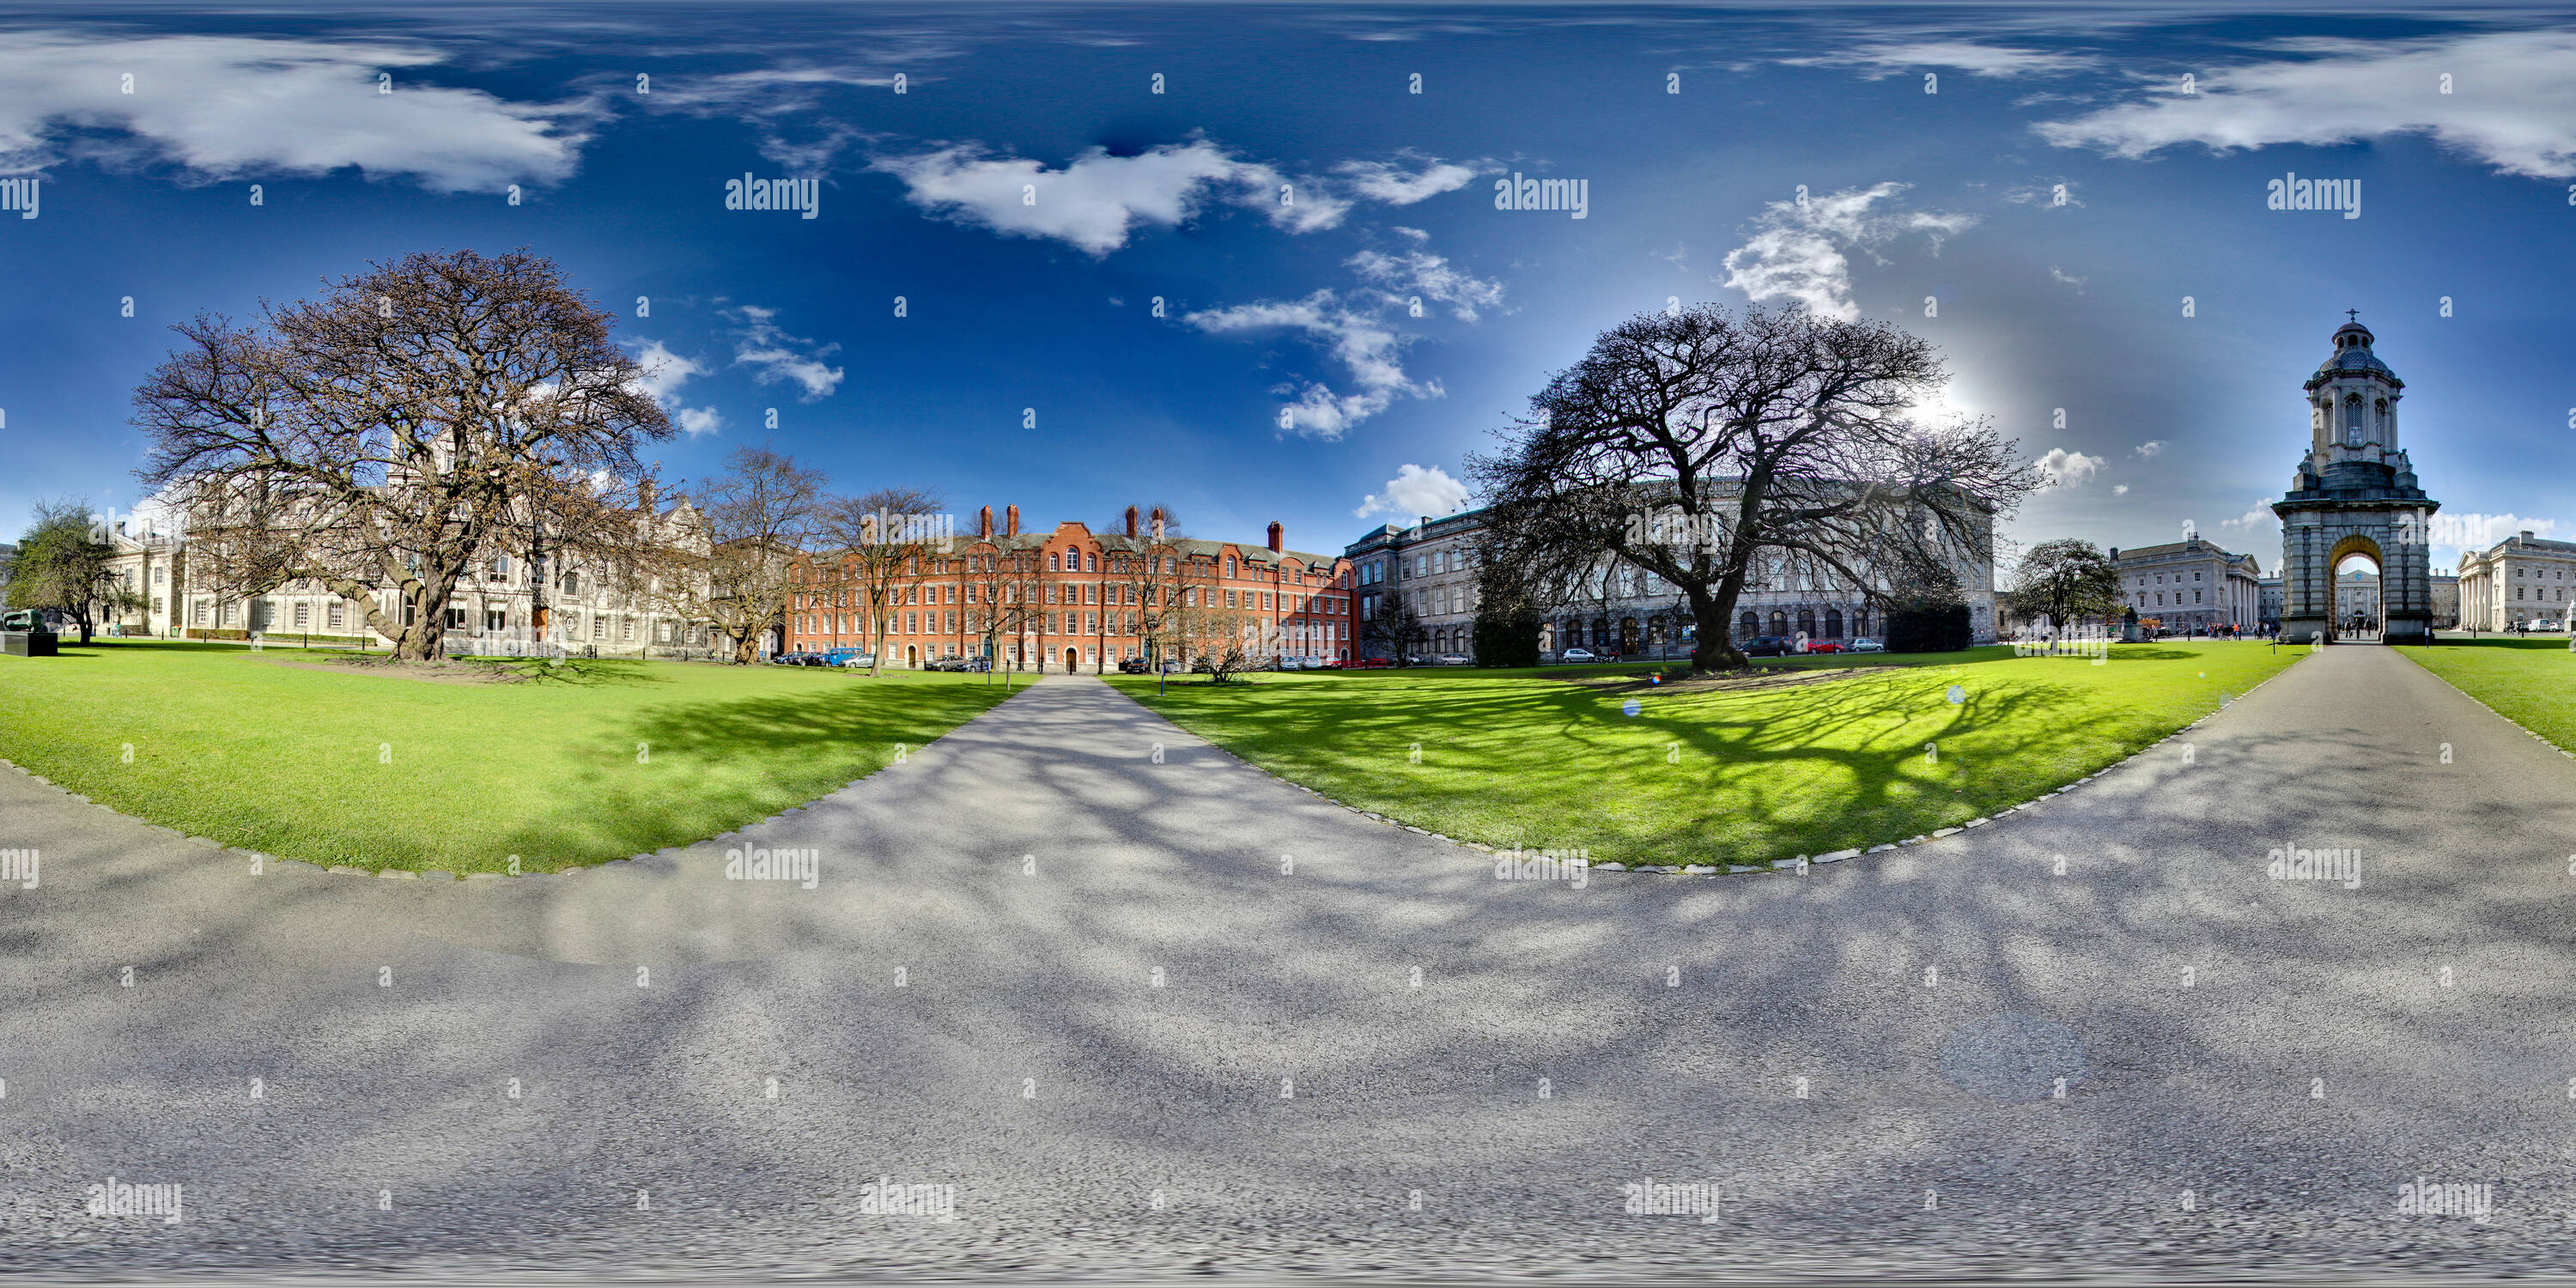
<box><xmin>2404</xmin><ymin>636</ymin><xmax>2576</xmax><ymax>752</ymax></box>
<box><xmin>1109</xmin><ymin>642</ymin><xmax>2306</xmax><ymax>867</ymax></box>
<box><xmin>0</xmin><ymin>641</ymin><xmax>1014</xmax><ymax>872</ymax></box>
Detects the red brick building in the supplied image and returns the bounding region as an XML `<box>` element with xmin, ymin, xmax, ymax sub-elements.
<box><xmin>787</xmin><ymin>504</ymin><xmax>1357</xmax><ymax>671</ymax></box>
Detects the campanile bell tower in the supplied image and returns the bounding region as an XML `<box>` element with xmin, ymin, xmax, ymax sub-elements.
<box><xmin>2272</xmin><ymin>315</ymin><xmax>2439</xmax><ymax>644</ymax></box>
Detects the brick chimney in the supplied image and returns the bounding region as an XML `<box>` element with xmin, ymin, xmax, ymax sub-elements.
<box><xmin>1267</xmin><ymin>521</ymin><xmax>1284</xmax><ymax>553</ymax></box>
<box><xmin>1150</xmin><ymin>506</ymin><xmax>1166</xmax><ymax>539</ymax></box>
<box><xmin>979</xmin><ymin>506</ymin><xmax>993</xmax><ymax>538</ymax></box>
<box><xmin>1125</xmin><ymin>505</ymin><xmax>1139</xmax><ymax>538</ymax></box>
<box><xmin>1006</xmin><ymin>505</ymin><xmax>1020</xmax><ymax>537</ymax></box>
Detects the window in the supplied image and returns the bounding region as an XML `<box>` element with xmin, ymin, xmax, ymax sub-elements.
<box><xmin>562</xmin><ymin>571</ymin><xmax>580</xmax><ymax>596</ymax></box>
<box><xmin>446</xmin><ymin>606</ymin><xmax>467</xmax><ymax>629</ymax></box>
<box><xmin>153</xmin><ymin>565</ymin><xmax>166</xmax><ymax>584</ymax></box>
<box><xmin>294</xmin><ymin>603</ymin><xmax>311</xmax><ymax>629</ymax></box>
<box><xmin>592</xmin><ymin>615</ymin><xmax>605</xmax><ymax>640</ymax></box>
<box><xmin>487</xmin><ymin>606</ymin><xmax>507</xmax><ymax>631</ymax></box>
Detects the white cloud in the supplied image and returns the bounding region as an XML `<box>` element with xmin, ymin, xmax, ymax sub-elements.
<box><xmin>1355</xmin><ymin>464</ymin><xmax>1473</xmax><ymax>520</ymax></box>
<box><xmin>1347</xmin><ymin>247</ymin><xmax>1505</xmax><ymax>320</ymax></box>
<box><xmin>2033</xmin><ymin>447</ymin><xmax>2103</xmax><ymax>489</ymax></box>
<box><xmin>1787</xmin><ymin>40</ymin><xmax>2100</xmax><ymax>80</ymax></box>
<box><xmin>725</xmin><ymin>306</ymin><xmax>842</xmax><ymax>401</ymax></box>
<box><xmin>0</xmin><ymin>33</ymin><xmax>589</xmax><ymax>191</ymax></box>
<box><xmin>626</xmin><ymin>340</ymin><xmax>723</xmax><ymax>437</ymax></box>
<box><xmin>2035</xmin><ymin>31</ymin><xmax>2576</xmax><ymax>179</ymax></box>
<box><xmin>2049</xmin><ymin>264</ymin><xmax>2087</xmax><ymax>289</ymax></box>
<box><xmin>2220</xmin><ymin>499</ymin><xmax>2277</xmax><ymax>532</ymax></box>
<box><xmin>1334</xmin><ymin>155</ymin><xmax>1479</xmax><ymax>204</ymax></box>
<box><xmin>1720</xmin><ymin>183</ymin><xmax>1976</xmax><ymax>321</ymax></box>
<box><xmin>2113</xmin><ymin>484</ymin><xmax>2129</xmax><ymax>495</ymax></box>
<box><xmin>2432</xmin><ymin>512</ymin><xmax>2561</xmax><ymax>550</ymax></box>
<box><xmin>872</xmin><ymin>138</ymin><xmax>1484</xmax><ymax>255</ymax></box>
<box><xmin>1186</xmin><ymin>291</ymin><xmax>1435</xmax><ymax>440</ymax></box>
<box><xmin>2133</xmin><ymin>440</ymin><xmax>2165</xmax><ymax>458</ymax></box>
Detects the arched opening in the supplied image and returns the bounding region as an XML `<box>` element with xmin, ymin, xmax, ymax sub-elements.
<box><xmin>1066</xmin><ymin>647</ymin><xmax>1080</xmax><ymax>672</ymax></box>
<box><xmin>1795</xmin><ymin>607</ymin><xmax>1817</xmax><ymax>638</ymax></box>
<box><xmin>2327</xmin><ymin>534</ymin><xmax>2384</xmax><ymax>643</ymax></box>
<box><xmin>1824</xmin><ymin>608</ymin><xmax>1844</xmax><ymax>639</ymax></box>
<box><xmin>906</xmin><ymin>645</ymin><xmax>920</xmax><ymax>667</ymax></box>
<box><xmin>1740</xmin><ymin>611</ymin><xmax>1759</xmax><ymax>639</ymax></box>
<box><xmin>1767</xmin><ymin>609</ymin><xmax>1787</xmax><ymax>635</ymax></box>
<box><xmin>1618</xmin><ymin>617</ymin><xmax>1638</xmax><ymax>654</ymax></box>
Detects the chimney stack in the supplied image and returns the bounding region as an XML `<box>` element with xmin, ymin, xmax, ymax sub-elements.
<box><xmin>1150</xmin><ymin>506</ymin><xmax>1166</xmax><ymax>539</ymax></box>
<box><xmin>1267</xmin><ymin>521</ymin><xmax>1284</xmax><ymax>553</ymax></box>
<box><xmin>1006</xmin><ymin>505</ymin><xmax>1020</xmax><ymax>537</ymax></box>
<box><xmin>1125</xmin><ymin>505</ymin><xmax>1139</xmax><ymax>538</ymax></box>
<box><xmin>979</xmin><ymin>506</ymin><xmax>993</xmax><ymax>538</ymax></box>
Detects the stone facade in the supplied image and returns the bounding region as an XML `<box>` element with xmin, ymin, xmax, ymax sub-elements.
<box><xmin>2456</xmin><ymin>531</ymin><xmax>2576</xmax><ymax>631</ymax></box>
<box><xmin>2273</xmin><ymin>318</ymin><xmax>2440</xmax><ymax>644</ymax></box>
<box><xmin>2110</xmin><ymin>538</ymin><xmax>2263</xmax><ymax>633</ymax></box>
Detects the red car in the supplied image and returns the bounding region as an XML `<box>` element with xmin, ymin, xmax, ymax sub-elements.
<box><xmin>1805</xmin><ymin>640</ymin><xmax>1847</xmax><ymax>653</ymax></box>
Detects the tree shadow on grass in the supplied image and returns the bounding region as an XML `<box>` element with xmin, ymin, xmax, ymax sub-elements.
<box><xmin>478</xmin><ymin>680</ymin><xmax>1018</xmax><ymax>870</ymax></box>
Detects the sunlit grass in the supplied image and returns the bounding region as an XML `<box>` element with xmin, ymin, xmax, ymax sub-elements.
<box><xmin>1110</xmin><ymin>641</ymin><xmax>2305</xmax><ymax>867</ymax></box>
<box><xmin>0</xmin><ymin>641</ymin><xmax>1012</xmax><ymax>872</ymax></box>
<box><xmin>2405</xmin><ymin>636</ymin><xmax>2576</xmax><ymax>752</ymax></box>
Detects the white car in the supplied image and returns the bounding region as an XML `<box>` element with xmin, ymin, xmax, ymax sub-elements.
<box><xmin>1558</xmin><ymin>647</ymin><xmax>1600</xmax><ymax>663</ymax></box>
<box><xmin>1848</xmin><ymin>637</ymin><xmax>1884</xmax><ymax>653</ymax></box>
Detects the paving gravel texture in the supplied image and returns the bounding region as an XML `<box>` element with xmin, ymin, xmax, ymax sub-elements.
<box><xmin>2</xmin><ymin>642</ymin><xmax>2573</xmax><ymax>1281</ymax></box>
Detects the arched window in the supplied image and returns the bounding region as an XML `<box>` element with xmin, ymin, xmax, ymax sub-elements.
<box><xmin>1796</xmin><ymin>607</ymin><xmax>1817</xmax><ymax>637</ymax></box>
<box><xmin>1852</xmin><ymin>609</ymin><xmax>1869</xmax><ymax>637</ymax></box>
<box><xmin>1768</xmin><ymin>610</ymin><xmax>1788</xmax><ymax>635</ymax></box>
<box><xmin>2343</xmin><ymin>396</ymin><xmax>2365</xmax><ymax>447</ymax></box>
<box><xmin>1741</xmin><ymin>611</ymin><xmax>1759</xmax><ymax>638</ymax></box>
<box><xmin>1825</xmin><ymin>608</ymin><xmax>1844</xmax><ymax>638</ymax></box>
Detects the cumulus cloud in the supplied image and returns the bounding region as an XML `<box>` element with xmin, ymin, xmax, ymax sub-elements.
<box><xmin>2220</xmin><ymin>499</ymin><xmax>2278</xmax><ymax>532</ymax></box>
<box><xmin>1186</xmin><ymin>291</ymin><xmax>1435</xmax><ymax>440</ymax></box>
<box><xmin>2113</xmin><ymin>484</ymin><xmax>2129</xmax><ymax>495</ymax></box>
<box><xmin>1347</xmin><ymin>246</ymin><xmax>1505</xmax><ymax>320</ymax></box>
<box><xmin>2034</xmin><ymin>447</ymin><xmax>2103</xmax><ymax>489</ymax></box>
<box><xmin>1355</xmin><ymin>464</ymin><xmax>1473</xmax><ymax>520</ymax></box>
<box><xmin>1720</xmin><ymin>183</ymin><xmax>1976</xmax><ymax>320</ymax></box>
<box><xmin>724</xmin><ymin>306</ymin><xmax>842</xmax><ymax>401</ymax></box>
<box><xmin>2049</xmin><ymin>264</ymin><xmax>2087</xmax><ymax>289</ymax></box>
<box><xmin>2134</xmin><ymin>440</ymin><xmax>2166</xmax><ymax>458</ymax></box>
<box><xmin>872</xmin><ymin>138</ymin><xmax>1483</xmax><ymax>255</ymax></box>
<box><xmin>1334</xmin><ymin>155</ymin><xmax>1479</xmax><ymax>204</ymax></box>
<box><xmin>1786</xmin><ymin>40</ymin><xmax>2100</xmax><ymax>79</ymax></box>
<box><xmin>2432</xmin><ymin>512</ymin><xmax>2561</xmax><ymax>549</ymax></box>
<box><xmin>0</xmin><ymin>33</ymin><xmax>590</xmax><ymax>190</ymax></box>
<box><xmin>627</xmin><ymin>340</ymin><xmax>722</xmax><ymax>437</ymax></box>
<box><xmin>2035</xmin><ymin>31</ymin><xmax>2576</xmax><ymax>179</ymax></box>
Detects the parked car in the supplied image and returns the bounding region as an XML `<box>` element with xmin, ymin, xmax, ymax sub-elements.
<box><xmin>1849</xmin><ymin>637</ymin><xmax>1884</xmax><ymax>653</ymax></box>
<box><xmin>822</xmin><ymin>648</ymin><xmax>875</xmax><ymax>668</ymax></box>
<box><xmin>1118</xmin><ymin>657</ymin><xmax>1152</xmax><ymax>674</ymax></box>
<box><xmin>1739</xmin><ymin>636</ymin><xmax>1790</xmax><ymax>658</ymax></box>
<box><xmin>1805</xmin><ymin>639</ymin><xmax>1847</xmax><ymax>654</ymax></box>
<box><xmin>1437</xmin><ymin>653</ymin><xmax>1472</xmax><ymax>666</ymax></box>
<box><xmin>1557</xmin><ymin>647</ymin><xmax>1600</xmax><ymax>664</ymax></box>
<box><xmin>1346</xmin><ymin>656</ymin><xmax>1394</xmax><ymax>669</ymax></box>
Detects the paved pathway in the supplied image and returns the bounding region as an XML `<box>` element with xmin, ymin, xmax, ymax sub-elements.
<box><xmin>4</xmin><ymin>645</ymin><xmax>2575</xmax><ymax>1279</ymax></box>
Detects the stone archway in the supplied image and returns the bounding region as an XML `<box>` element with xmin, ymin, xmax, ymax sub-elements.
<box><xmin>2325</xmin><ymin>533</ymin><xmax>2384</xmax><ymax>643</ymax></box>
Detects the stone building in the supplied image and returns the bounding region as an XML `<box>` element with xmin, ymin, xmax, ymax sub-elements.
<box><xmin>1343</xmin><ymin>495</ymin><xmax>1998</xmax><ymax>661</ymax></box>
<box><xmin>2272</xmin><ymin>316</ymin><xmax>2440</xmax><ymax>643</ymax></box>
<box><xmin>2456</xmin><ymin>531</ymin><xmax>2576</xmax><ymax>631</ymax></box>
<box><xmin>2110</xmin><ymin>538</ymin><xmax>2263</xmax><ymax>633</ymax></box>
<box><xmin>96</xmin><ymin>501</ymin><xmax>723</xmax><ymax>659</ymax></box>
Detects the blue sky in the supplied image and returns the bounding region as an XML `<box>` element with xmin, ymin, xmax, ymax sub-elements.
<box><xmin>3</xmin><ymin>3</ymin><xmax>2573</xmax><ymax>573</ymax></box>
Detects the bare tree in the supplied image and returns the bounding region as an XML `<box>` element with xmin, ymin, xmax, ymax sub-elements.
<box><xmin>130</xmin><ymin>249</ymin><xmax>673</xmax><ymax>662</ymax></box>
<box><xmin>962</xmin><ymin>544</ymin><xmax>1042</xmax><ymax>688</ymax></box>
<box><xmin>1364</xmin><ymin>586</ymin><xmax>1422</xmax><ymax>664</ymax></box>
<box><xmin>661</xmin><ymin>447</ymin><xmax>825</xmax><ymax>665</ymax></box>
<box><xmin>1471</xmin><ymin>303</ymin><xmax>2034</xmax><ymax>671</ymax></box>
<box><xmin>825</xmin><ymin>488</ymin><xmax>945</xmax><ymax>677</ymax></box>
